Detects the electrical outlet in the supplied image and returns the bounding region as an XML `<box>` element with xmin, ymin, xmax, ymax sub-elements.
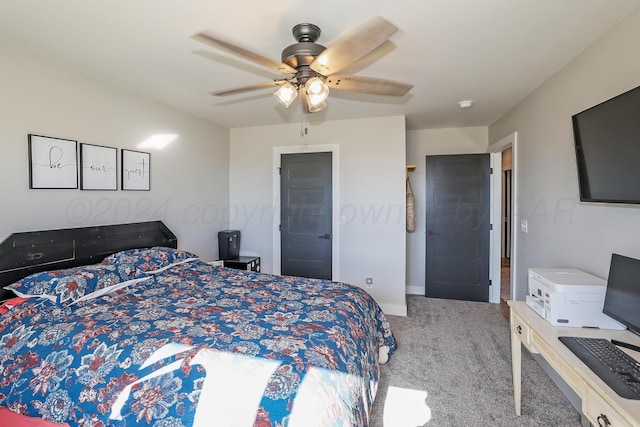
<box><xmin>520</xmin><ymin>219</ymin><xmax>528</xmax><ymax>233</ymax></box>
<box><xmin>365</xmin><ymin>277</ymin><xmax>373</xmax><ymax>288</ymax></box>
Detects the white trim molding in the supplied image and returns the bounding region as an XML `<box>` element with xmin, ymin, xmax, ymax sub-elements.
<box><xmin>488</xmin><ymin>132</ymin><xmax>518</xmax><ymax>303</ymax></box>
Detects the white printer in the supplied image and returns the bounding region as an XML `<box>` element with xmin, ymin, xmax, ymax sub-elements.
<box><xmin>526</xmin><ymin>268</ymin><xmax>624</xmax><ymax>330</ymax></box>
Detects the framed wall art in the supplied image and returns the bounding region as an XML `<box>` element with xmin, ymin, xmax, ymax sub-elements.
<box><xmin>28</xmin><ymin>134</ymin><xmax>78</xmax><ymax>189</ymax></box>
<box><xmin>80</xmin><ymin>143</ymin><xmax>117</xmax><ymax>190</ymax></box>
<box><xmin>121</xmin><ymin>149</ymin><xmax>150</xmax><ymax>191</ymax></box>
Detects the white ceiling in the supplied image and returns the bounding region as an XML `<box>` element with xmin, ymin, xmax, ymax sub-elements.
<box><xmin>1</xmin><ymin>0</ymin><xmax>638</xmax><ymax>131</ymax></box>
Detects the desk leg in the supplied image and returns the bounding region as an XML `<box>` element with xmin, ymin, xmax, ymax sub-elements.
<box><xmin>580</xmin><ymin>414</ymin><xmax>589</xmax><ymax>427</ymax></box>
<box><xmin>511</xmin><ymin>330</ymin><xmax>522</xmax><ymax>416</ymax></box>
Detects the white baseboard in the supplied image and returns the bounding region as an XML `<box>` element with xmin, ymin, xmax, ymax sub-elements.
<box><xmin>379</xmin><ymin>301</ymin><xmax>407</xmax><ymax>317</ymax></box>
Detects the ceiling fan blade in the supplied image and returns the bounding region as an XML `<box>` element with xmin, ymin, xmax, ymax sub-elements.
<box><xmin>310</xmin><ymin>16</ymin><xmax>398</xmax><ymax>76</ymax></box>
<box><xmin>211</xmin><ymin>80</ymin><xmax>287</xmax><ymax>97</ymax></box>
<box><xmin>193</xmin><ymin>31</ymin><xmax>297</xmax><ymax>74</ymax></box>
<box><xmin>325</xmin><ymin>75</ymin><xmax>413</xmax><ymax>96</ymax></box>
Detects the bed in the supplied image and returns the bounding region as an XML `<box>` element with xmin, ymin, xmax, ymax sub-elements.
<box><xmin>0</xmin><ymin>222</ymin><xmax>396</xmax><ymax>427</ymax></box>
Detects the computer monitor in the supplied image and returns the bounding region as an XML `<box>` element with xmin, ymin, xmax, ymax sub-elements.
<box><xmin>603</xmin><ymin>254</ymin><xmax>640</xmax><ymax>336</ymax></box>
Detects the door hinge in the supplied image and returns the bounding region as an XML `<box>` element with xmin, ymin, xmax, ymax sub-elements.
<box><xmin>278</xmin><ymin>224</ymin><xmax>281</xmax><ymax>232</ymax></box>
<box><xmin>489</xmin><ymin>279</ymin><xmax>492</xmax><ymax>287</ymax></box>
<box><xmin>278</xmin><ymin>167</ymin><xmax>281</xmax><ymax>175</ymax></box>
<box><xmin>490</xmin><ymin>223</ymin><xmax>493</xmax><ymax>230</ymax></box>
<box><xmin>490</xmin><ymin>167</ymin><xmax>493</xmax><ymax>174</ymax></box>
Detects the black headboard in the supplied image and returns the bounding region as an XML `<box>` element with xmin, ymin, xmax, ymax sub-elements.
<box><xmin>0</xmin><ymin>221</ymin><xmax>177</xmax><ymax>300</ymax></box>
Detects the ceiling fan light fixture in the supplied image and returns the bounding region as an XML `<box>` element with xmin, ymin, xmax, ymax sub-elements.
<box><xmin>307</xmin><ymin>100</ymin><xmax>327</xmax><ymax>113</ymax></box>
<box><xmin>305</xmin><ymin>77</ymin><xmax>329</xmax><ymax>106</ymax></box>
<box><xmin>274</xmin><ymin>82</ymin><xmax>298</xmax><ymax>108</ymax></box>
<box><xmin>198</xmin><ymin>17</ymin><xmax>413</xmax><ymax>120</ymax></box>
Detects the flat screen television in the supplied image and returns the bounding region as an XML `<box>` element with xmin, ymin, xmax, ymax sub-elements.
<box><xmin>572</xmin><ymin>84</ymin><xmax>640</xmax><ymax>204</ymax></box>
<box><xmin>603</xmin><ymin>253</ymin><xmax>640</xmax><ymax>336</ymax></box>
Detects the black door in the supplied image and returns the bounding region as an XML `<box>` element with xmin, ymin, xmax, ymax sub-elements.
<box><xmin>280</xmin><ymin>152</ymin><xmax>332</xmax><ymax>280</ymax></box>
<box><xmin>425</xmin><ymin>154</ymin><xmax>491</xmax><ymax>301</ymax></box>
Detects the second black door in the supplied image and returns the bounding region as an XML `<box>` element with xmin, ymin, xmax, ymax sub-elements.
<box><xmin>425</xmin><ymin>154</ymin><xmax>491</xmax><ymax>301</ymax></box>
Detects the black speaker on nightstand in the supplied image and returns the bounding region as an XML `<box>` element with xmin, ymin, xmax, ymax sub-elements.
<box><xmin>218</xmin><ymin>230</ymin><xmax>240</xmax><ymax>260</ymax></box>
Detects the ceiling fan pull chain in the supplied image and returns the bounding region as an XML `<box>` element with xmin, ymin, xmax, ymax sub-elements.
<box><xmin>300</xmin><ymin>110</ymin><xmax>308</xmax><ymax>139</ymax></box>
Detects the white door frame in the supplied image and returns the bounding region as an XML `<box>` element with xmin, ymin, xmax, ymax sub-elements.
<box><xmin>488</xmin><ymin>132</ymin><xmax>518</xmax><ymax>303</ymax></box>
<box><xmin>272</xmin><ymin>144</ymin><xmax>341</xmax><ymax>280</ymax></box>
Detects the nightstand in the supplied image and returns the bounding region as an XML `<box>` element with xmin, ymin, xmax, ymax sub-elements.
<box><xmin>223</xmin><ymin>256</ymin><xmax>260</xmax><ymax>272</ymax></box>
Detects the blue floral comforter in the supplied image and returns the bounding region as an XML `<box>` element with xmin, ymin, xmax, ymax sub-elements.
<box><xmin>0</xmin><ymin>259</ymin><xmax>396</xmax><ymax>427</ymax></box>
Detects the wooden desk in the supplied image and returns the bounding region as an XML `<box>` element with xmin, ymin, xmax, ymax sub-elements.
<box><xmin>508</xmin><ymin>301</ymin><xmax>640</xmax><ymax>427</ymax></box>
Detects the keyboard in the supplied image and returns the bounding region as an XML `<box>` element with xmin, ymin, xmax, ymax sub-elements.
<box><xmin>559</xmin><ymin>336</ymin><xmax>640</xmax><ymax>400</ymax></box>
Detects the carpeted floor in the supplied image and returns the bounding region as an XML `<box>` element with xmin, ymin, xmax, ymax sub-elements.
<box><xmin>369</xmin><ymin>295</ymin><xmax>582</xmax><ymax>426</ymax></box>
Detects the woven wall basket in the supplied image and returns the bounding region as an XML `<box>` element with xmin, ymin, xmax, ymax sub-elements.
<box><xmin>406</xmin><ymin>177</ymin><xmax>416</xmax><ymax>232</ymax></box>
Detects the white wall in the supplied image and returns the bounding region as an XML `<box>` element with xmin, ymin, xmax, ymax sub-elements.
<box><xmin>405</xmin><ymin>127</ymin><xmax>489</xmax><ymax>295</ymax></box>
<box><xmin>229</xmin><ymin>116</ymin><xmax>407</xmax><ymax>315</ymax></box>
<box><xmin>0</xmin><ymin>42</ymin><xmax>230</xmax><ymax>260</ymax></box>
<box><xmin>489</xmin><ymin>8</ymin><xmax>640</xmax><ymax>300</ymax></box>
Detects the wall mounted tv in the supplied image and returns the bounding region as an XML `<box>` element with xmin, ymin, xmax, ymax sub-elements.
<box><xmin>572</xmin><ymin>84</ymin><xmax>640</xmax><ymax>204</ymax></box>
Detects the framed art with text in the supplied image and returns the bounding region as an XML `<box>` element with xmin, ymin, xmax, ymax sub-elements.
<box><xmin>28</xmin><ymin>134</ymin><xmax>78</xmax><ymax>189</ymax></box>
<box><xmin>121</xmin><ymin>149</ymin><xmax>150</xmax><ymax>191</ymax></box>
<box><xmin>80</xmin><ymin>143</ymin><xmax>117</xmax><ymax>190</ymax></box>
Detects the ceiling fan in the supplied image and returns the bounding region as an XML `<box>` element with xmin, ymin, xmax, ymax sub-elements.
<box><xmin>193</xmin><ymin>16</ymin><xmax>413</xmax><ymax>113</ymax></box>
